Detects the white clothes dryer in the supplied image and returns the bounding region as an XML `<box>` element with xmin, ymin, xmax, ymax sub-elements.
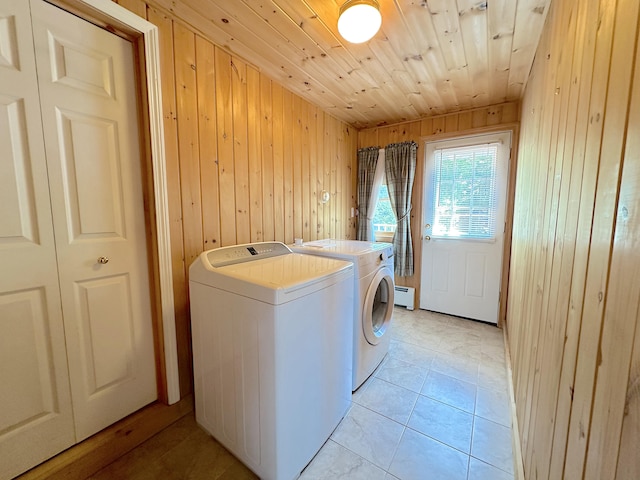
<box><xmin>189</xmin><ymin>242</ymin><xmax>354</xmax><ymax>480</ymax></box>
<box><xmin>292</xmin><ymin>240</ymin><xmax>395</xmax><ymax>390</ymax></box>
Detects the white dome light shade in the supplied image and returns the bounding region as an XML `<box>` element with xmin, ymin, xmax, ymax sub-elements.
<box><xmin>337</xmin><ymin>0</ymin><xmax>382</xmax><ymax>44</ymax></box>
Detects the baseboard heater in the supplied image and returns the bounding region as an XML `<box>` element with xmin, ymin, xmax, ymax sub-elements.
<box><xmin>394</xmin><ymin>286</ymin><xmax>415</xmax><ymax>310</ymax></box>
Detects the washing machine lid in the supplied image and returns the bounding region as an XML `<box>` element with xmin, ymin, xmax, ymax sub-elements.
<box><xmin>189</xmin><ymin>242</ymin><xmax>353</xmax><ymax>305</ymax></box>
<box><xmin>291</xmin><ymin>239</ymin><xmax>393</xmax><ymax>262</ymax></box>
<box><xmin>294</xmin><ymin>239</ymin><xmax>392</xmax><ymax>258</ymax></box>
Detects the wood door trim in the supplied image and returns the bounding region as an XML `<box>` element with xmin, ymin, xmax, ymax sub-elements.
<box><xmin>49</xmin><ymin>0</ymin><xmax>180</xmax><ymax>404</ymax></box>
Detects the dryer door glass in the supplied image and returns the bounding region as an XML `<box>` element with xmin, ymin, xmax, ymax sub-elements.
<box><xmin>363</xmin><ymin>267</ymin><xmax>395</xmax><ymax>345</ymax></box>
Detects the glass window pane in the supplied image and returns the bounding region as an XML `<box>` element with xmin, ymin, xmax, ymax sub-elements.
<box><xmin>372</xmin><ymin>183</ymin><xmax>397</xmax><ymax>233</ymax></box>
<box><xmin>431</xmin><ymin>144</ymin><xmax>498</xmax><ymax>239</ymax></box>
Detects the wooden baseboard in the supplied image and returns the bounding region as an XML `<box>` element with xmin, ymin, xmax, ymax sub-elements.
<box><xmin>502</xmin><ymin>326</ymin><xmax>525</xmax><ymax>480</ymax></box>
<box><xmin>17</xmin><ymin>395</ymin><xmax>193</xmax><ymax>480</ymax></box>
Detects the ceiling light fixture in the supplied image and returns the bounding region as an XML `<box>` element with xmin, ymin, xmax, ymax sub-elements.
<box><xmin>337</xmin><ymin>0</ymin><xmax>382</xmax><ymax>44</ymax></box>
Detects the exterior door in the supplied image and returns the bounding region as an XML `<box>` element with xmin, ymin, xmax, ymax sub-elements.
<box><xmin>419</xmin><ymin>131</ymin><xmax>511</xmax><ymax>324</ymax></box>
<box><xmin>0</xmin><ymin>1</ymin><xmax>75</xmax><ymax>477</ymax></box>
<box><xmin>31</xmin><ymin>0</ymin><xmax>157</xmax><ymax>440</ymax></box>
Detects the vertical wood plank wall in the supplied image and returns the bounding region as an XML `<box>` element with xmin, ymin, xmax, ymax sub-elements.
<box><xmin>356</xmin><ymin>102</ymin><xmax>520</xmax><ymax>324</ymax></box>
<box><xmin>507</xmin><ymin>0</ymin><xmax>640</xmax><ymax>477</ymax></box>
<box><xmin>115</xmin><ymin>0</ymin><xmax>358</xmax><ymax>397</ymax></box>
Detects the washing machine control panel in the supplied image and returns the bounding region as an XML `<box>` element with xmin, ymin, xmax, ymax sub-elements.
<box><xmin>202</xmin><ymin>242</ymin><xmax>293</xmax><ymax>268</ymax></box>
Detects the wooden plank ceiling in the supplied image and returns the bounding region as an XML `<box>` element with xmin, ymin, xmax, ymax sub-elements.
<box><xmin>151</xmin><ymin>0</ymin><xmax>551</xmax><ymax>128</ymax></box>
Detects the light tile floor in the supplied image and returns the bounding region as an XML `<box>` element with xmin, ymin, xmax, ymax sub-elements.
<box><xmin>91</xmin><ymin>307</ymin><xmax>515</xmax><ymax>480</ymax></box>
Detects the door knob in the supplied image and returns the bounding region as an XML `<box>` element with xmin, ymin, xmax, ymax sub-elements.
<box><xmin>97</xmin><ymin>256</ymin><xmax>109</xmax><ymax>264</ymax></box>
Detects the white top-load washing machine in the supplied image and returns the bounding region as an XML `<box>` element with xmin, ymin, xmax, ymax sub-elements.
<box><xmin>291</xmin><ymin>240</ymin><xmax>395</xmax><ymax>390</ymax></box>
<box><xmin>189</xmin><ymin>242</ymin><xmax>354</xmax><ymax>480</ymax></box>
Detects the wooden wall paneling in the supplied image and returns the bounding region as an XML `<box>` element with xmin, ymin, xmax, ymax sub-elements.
<box><xmin>377</xmin><ymin>126</ymin><xmax>390</xmax><ymax>148</ymax></box>
<box><xmin>272</xmin><ymin>82</ymin><xmax>285</xmax><ymax>243</ymax></box>
<box><xmin>567</xmin><ymin>0</ymin><xmax>640</xmax><ymax>477</ymax></box>
<box><xmin>528</xmin><ymin>0</ymin><xmax>588</xmax><ymax>474</ymax></box>
<box><xmin>145</xmin><ymin>7</ymin><xmax>191</xmax><ymax>397</ymax></box>
<box><xmin>431</xmin><ymin>116</ymin><xmax>445</xmax><ymax>135</ymax></box>
<box><xmin>350</xmin><ymin>124</ymin><xmax>358</xmax><ymax>238</ymax></box>
<box><xmin>548</xmin><ymin>2</ymin><xmax>603</xmax><ymax>476</ymax></box>
<box><xmin>502</xmin><ymin>101</ymin><xmax>519</xmax><ymax>123</ymax></box>
<box><xmin>338</xmin><ymin>117</ymin><xmax>346</xmax><ymax>239</ymax></box>
<box><xmin>526</xmin><ymin>1</ymin><xmax>579</xmax><ymax>473</ymax></box>
<box><xmin>173</xmin><ymin>23</ymin><xmax>203</xmax><ymax>267</ymax></box>
<box><xmin>336</xmin><ymin>118</ymin><xmax>345</xmax><ymax>239</ymax></box>
<box><xmin>564</xmin><ymin>0</ymin><xmax>638</xmax><ymax>475</ymax></box>
<box><xmin>173</xmin><ymin>21</ymin><xmax>202</xmax><ymax>398</ymax></box>
<box><xmin>308</xmin><ymin>105</ymin><xmax>318</xmax><ymax>241</ymax></box>
<box><xmin>444</xmin><ymin>113</ymin><xmax>459</xmax><ymax>133</ymax></box>
<box><xmin>419</xmin><ymin>117</ymin><xmax>432</xmax><ymax>138</ymax></box>
<box><xmin>323</xmin><ymin>113</ymin><xmax>332</xmax><ymax>239</ymax></box>
<box><xmin>247</xmin><ymin>66</ymin><xmax>263</xmax><ymax>243</ymax></box>
<box><xmin>214</xmin><ymin>47</ymin><xmax>236</xmax><ymax>246</ymax></box>
<box><xmin>549</xmin><ymin>0</ymin><xmax>612</xmax><ymax>478</ymax></box>
<box><xmin>611</xmin><ymin>47</ymin><xmax>640</xmax><ymax>479</ymax></box>
<box><xmin>506</xmin><ymin>77</ymin><xmax>545</xmax><ymax>405</ymax></box>
<box><xmin>357</xmin><ymin>128</ymin><xmax>378</xmax><ymax>149</ymax></box>
<box><xmin>292</xmin><ymin>94</ymin><xmax>303</xmax><ymax>240</ymax></box>
<box><xmin>471</xmin><ymin>108</ymin><xmax>488</xmax><ymax>129</ymax></box>
<box><xmin>315</xmin><ymin>110</ymin><xmax>325</xmax><ymax>237</ymax></box>
<box><xmin>260</xmin><ymin>75</ymin><xmax>275</xmax><ymax>241</ymax></box>
<box><xmin>457</xmin><ymin>111</ymin><xmax>473</xmax><ymax>131</ymax></box>
<box><xmin>348</xmin><ymin>124</ymin><xmax>357</xmax><ymax>238</ymax></box>
<box><xmin>487</xmin><ymin>104</ymin><xmax>504</xmax><ymax>125</ymax></box>
<box><xmin>524</xmin><ymin>0</ymin><xmax>575</xmax><ymax>468</ymax></box>
<box><xmin>329</xmin><ymin>116</ymin><xmax>338</xmax><ymax>238</ymax></box>
<box><xmin>231</xmin><ymin>56</ymin><xmax>251</xmax><ymax>245</ymax></box>
<box><xmin>586</xmin><ymin>50</ymin><xmax>640</xmax><ymax>476</ymax></box>
<box><xmin>506</xmin><ymin>95</ymin><xmax>533</xmax><ymax>387</ymax></box>
<box><xmin>507</xmin><ymin>0</ymin><xmax>640</xmax><ymax>476</ymax></box>
<box><xmin>301</xmin><ymin>101</ymin><xmax>311</xmax><ymax>242</ymax></box>
<box><xmin>282</xmin><ymin>89</ymin><xmax>294</xmax><ymax>243</ymax></box>
<box><xmin>333</xmin><ymin>117</ymin><xmax>341</xmax><ymax>240</ymax></box>
<box><xmin>515</xmin><ymin>5</ymin><xmax>560</xmax><ymax>460</ymax></box>
<box><xmin>195</xmin><ymin>35</ymin><xmax>220</xmax><ymax>250</ymax></box>
<box><xmin>510</xmin><ymin>73</ymin><xmax>543</xmax><ymax>360</ymax></box>
<box><xmin>343</xmin><ymin>123</ymin><xmax>353</xmax><ymax>238</ymax></box>
<box><xmin>116</xmin><ymin>0</ymin><xmax>146</xmax><ymax>17</ymax></box>
<box><xmin>617</xmin><ymin>319</ymin><xmax>640</xmax><ymax>478</ymax></box>
<box><xmin>388</xmin><ymin>125</ymin><xmax>399</xmax><ymax>144</ymax></box>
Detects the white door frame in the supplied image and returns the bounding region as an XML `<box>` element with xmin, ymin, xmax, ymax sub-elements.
<box><xmin>56</xmin><ymin>0</ymin><xmax>180</xmax><ymax>404</ymax></box>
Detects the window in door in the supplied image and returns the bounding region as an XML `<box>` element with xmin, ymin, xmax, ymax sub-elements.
<box><xmin>430</xmin><ymin>143</ymin><xmax>499</xmax><ymax>240</ymax></box>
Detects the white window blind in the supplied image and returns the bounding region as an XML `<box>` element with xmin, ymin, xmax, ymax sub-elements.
<box><xmin>431</xmin><ymin>143</ymin><xmax>498</xmax><ymax>239</ymax></box>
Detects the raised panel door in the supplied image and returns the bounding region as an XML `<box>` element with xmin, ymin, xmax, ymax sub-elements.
<box><xmin>30</xmin><ymin>0</ymin><xmax>157</xmax><ymax>441</ymax></box>
<box><xmin>0</xmin><ymin>1</ymin><xmax>75</xmax><ymax>477</ymax></box>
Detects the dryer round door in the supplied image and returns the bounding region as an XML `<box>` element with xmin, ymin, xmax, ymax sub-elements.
<box><xmin>362</xmin><ymin>267</ymin><xmax>395</xmax><ymax>345</ymax></box>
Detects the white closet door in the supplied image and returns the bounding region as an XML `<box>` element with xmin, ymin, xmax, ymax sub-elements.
<box><xmin>0</xmin><ymin>0</ymin><xmax>75</xmax><ymax>477</ymax></box>
<box><xmin>30</xmin><ymin>0</ymin><xmax>157</xmax><ymax>441</ymax></box>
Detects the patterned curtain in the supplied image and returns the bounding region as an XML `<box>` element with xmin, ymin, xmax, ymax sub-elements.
<box><xmin>385</xmin><ymin>141</ymin><xmax>417</xmax><ymax>276</ymax></box>
<box><xmin>356</xmin><ymin>146</ymin><xmax>381</xmax><ymax>240</ymax></box>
